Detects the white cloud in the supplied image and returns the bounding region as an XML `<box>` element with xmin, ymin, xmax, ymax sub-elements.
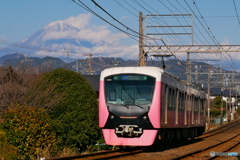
<box><xmin>62</xmin><ymin>13</ymin><xmax>92</xmax><ymax>30</ymax></box>
<box><xmin>35</xmin><ymin>13</ymin><xmax>138</xmax><ymax>59</ymax></box>
<box><xmin>120</xmin><ymin>16</ymin><xmax>128</xmax><ymax>21</ymax></box>
<box><xmin>0</xmin><ymin>36</ymin><xmax>7</xmax><ymax>40</ymax></box>
<box><xmin>222</xmin><ymin>37</ymin><xmax>229</xmax><ymax>45</ymax></box>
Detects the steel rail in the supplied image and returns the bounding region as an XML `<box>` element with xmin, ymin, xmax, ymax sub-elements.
<box><xmin>47</xmin><ymin>147</ymin><xmax>143</xmax><ymax>160</ymax></box>
<box><xmin>205</xmin><ymin>142</ymin><xmax>240</xmax><ymax>159</ymax></box>
<box><xmin>168</xmin><ymin>133</ymin><xmax>240</xmax><ymax>160</ymax></box>
<box><xmin>200</xmin><ymin>120</ymin><xmax>240</xmax><ymax>139</ymax></box>
<box><xmin>46</xmin><ymin>149</ymin><xmax>121</xmax><ymax>160</ymax></box>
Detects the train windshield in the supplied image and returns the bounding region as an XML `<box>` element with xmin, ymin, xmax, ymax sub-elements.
<box><xmin>105</xmin><ymin>74</ymin><xmax>155</xmax><ymax>105</ymax></box>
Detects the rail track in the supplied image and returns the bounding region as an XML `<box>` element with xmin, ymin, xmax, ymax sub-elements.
<box><xmin>48</xmin><ymin>120</ymin><xmax>240</xmax><ymax>160</ymax></box>
<box><xmin>169</xmin><ymin>121</ymin><xmax>240</xmax><ymax>160</ymax></box>
<box><xmin>200</xmin><ymin>120</ymin><xmax>240</xmax><ymax>139</ymax></box>
<box><xmin>168</xmin><ymin>133</ymin><xmax>240</xmax><ymax>160</ymax></box>
<box><xmin>47</xmin><ymin>147</ymin><xmax>144</xmax><ymax>160</ymax></box>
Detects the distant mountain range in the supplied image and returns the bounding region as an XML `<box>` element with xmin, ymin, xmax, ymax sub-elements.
<box><xmin>1</xmin><ymin>53</ymin><xmax>236</xmax><ymax>85</ymax></box>
<box><xmin>0</xmin><ymin>18</ymin><xmax>238</xmax><ymax>88</ymax></box>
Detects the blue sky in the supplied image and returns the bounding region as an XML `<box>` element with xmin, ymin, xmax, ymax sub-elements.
<box><xmin>1</xmin><ymin>0</ymin><xmax>240</xmax><ymax>69</ymax></box>
<box><xmin>1</xmin><ymin>0</ymin><xmax>239</xmax><ymax>43</ymax></box>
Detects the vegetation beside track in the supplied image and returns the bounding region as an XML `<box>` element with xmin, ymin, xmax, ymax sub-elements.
<box><xmin>0</xmin><ymin>66</ymin><xmax>109</xmax><ymax>159</ymax></box>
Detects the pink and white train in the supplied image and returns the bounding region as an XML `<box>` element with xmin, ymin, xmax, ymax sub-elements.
<box><xmin>99</xmin><ymin>67</ymin><xmax>207</xmax><ymax>146</ymax></box>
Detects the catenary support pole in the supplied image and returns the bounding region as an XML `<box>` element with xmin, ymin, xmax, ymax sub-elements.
<box><xmin>208</xmin><ymin>66</ymin><xmax>210</xmax><ymax>130</ymax></box>
<box><xmin>187</xmin><ymin>52</ymin><xmax>190</xmax><ymax>85</ymax></box>
<box><xmin>139</xmin><ymin>12</ymin><xmax>145</xmax><ymax>66</ymax></box>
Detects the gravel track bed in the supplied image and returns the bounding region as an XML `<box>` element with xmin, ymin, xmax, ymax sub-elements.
<box><xmin>112</xmin><ymin>124</ymin><xmax>240</xmax><ymax>160</ymax></box>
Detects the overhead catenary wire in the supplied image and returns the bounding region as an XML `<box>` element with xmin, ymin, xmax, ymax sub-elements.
<box><xmin>94</xmin><ymin>0</ymin><xmax>223</xmax><ymax>77</ymax></box>
<box><xmin>233</xmin><ymin>0</ymin><xmax>240</xmax><ymax>25</ymax></box>
<box><xmin>125</xmin><ymin>0</ymin><xmax>186</xmax><ymax>45</ymax></box>
<box><xmin>149</xmin><ymin>0</ymin><xmax>207</xmax><ymax>60</ymax></box>
<box><xmin>74</xmin><ymin>0</ymin><xmax>208</xmax><ymax>74</ymax></box>
<box><xmin>192</xmin><ymin>0</ymin><xmax>238</xmax><ymax>71</ymax></box>
<box><xmin>184</xmin><ymin>0</ymin><xmax>238</xmax><ymax>73</ymax></box>
<box><xmin>90</xmin><ymin>0</ymin><xmax>165</xmax><ymax>42</ymax></box>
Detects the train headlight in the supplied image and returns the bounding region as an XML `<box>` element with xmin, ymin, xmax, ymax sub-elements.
<box><xmin>142</xmin><ymin>116</ymin><xmax>148</xmax><ymax>120</ymax></box>
<box><xmin>141</xmin><ymin>114</ymin><xmax>149</xmax><ymax>121</ymax></box>
<box><xmin>110</xmin><ymin>115</ymin><xmax>115</xmax><ymax>119</ymax></box>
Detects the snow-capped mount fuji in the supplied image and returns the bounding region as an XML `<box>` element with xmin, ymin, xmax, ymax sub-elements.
<box><xmin>19</xmin><ymin>21</ymin><xmax>93</xmax><ymax>51</ymax></box>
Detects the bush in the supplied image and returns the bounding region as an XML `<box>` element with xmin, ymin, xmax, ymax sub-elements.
<box><xmin>32</xmin><ymin>68</ymin><xmax>101</xmax><ymax>150</ymax></box>
<box><xmin>209</xmin><ymin>108</ymin><xmax>226</xmax><ymax>117</ymax></box>
<box><xmin>213</xmin><ymin>96</ymin><xmax>226</xmax><ymax>109</ymax></box>
<box><xmin>2</xmin><ymin>104</ymin><xmax>56</xmax><ymax>159</ymax></box>
<box><xmin>0</xmin><ymin>123</ymin><xmax>18</xmax><ymax>160</ymax></box>
<box><xmin>89</xmin><ymin>138</ymin><xmax>113</xmax><ymax>152</ymax></box>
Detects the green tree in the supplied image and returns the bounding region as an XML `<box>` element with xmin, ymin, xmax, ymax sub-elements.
<box><xmin>210</xmin><ymin>108</ymin><xmax>226</xmax><ymax>117</ymax></box>
<box><xmin>32</xmin><ymin>68</ymin><xmax>101</xmax><ymax>150</ymax></box>
<box><xmin>214</xmin><ymin>96</ymin><xmax>226</xmax><ymax>109</ymax></box>
<box><xmin>2</xmin><ymin>104</ymin><xmax>56</xmax><ymax>159</ymax></box>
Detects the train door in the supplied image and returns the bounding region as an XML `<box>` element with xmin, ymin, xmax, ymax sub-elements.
<box><xmin>190</xmin><ymin>95</ymin><xmax>193</xmax><ymax>126</ymax></box>
<box><xmin>161</xmin><ymin>83</ymin><xmax>166</xmax><ymax>125</ymax></box>
<box><xmin>164</xmin><ymin>85</ymin><xmax>169</xmax><ymax>125</ymax></box>
<box><xmin>184</xmin><ymin>93</ymin><xmax>187</xmax><ymax>126</ymax></box>
<box><xmin>188</xmin><ymin>95</ymin><xmax>193</xmax><ymax>127</ymax></box>
<box><xmin>187</xmin><ymin>95</ymin><xmax>191</xmax><ymax>127</ymax></box>
<box><xmin>191</xmin><ymin>96</ymin><xmax>196</xmax><ymax>125</ymax></box>
<box><xmin>198</xmin><ymin>98</ymin><xmax>201</xmax><ymax>125</ymax></box>
<box><xmin>167</xmin><ymin>87</ymin><xmax>173</xmax><ymax>126</ymax></box>
<box><xmin>176</xmin><ymin>89</ymin><xmax>179</xmax><ymax>126</ymax></box>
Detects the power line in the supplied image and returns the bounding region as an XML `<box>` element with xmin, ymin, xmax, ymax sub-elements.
<box><xmin>233</xmin><ymin>0</ymin><xmax>240</xmax><ymax>24</ymax></box>
<box><xmin>192</xmin><ymin>0</ymin><xmax>239</xmax><ymax>72</ymax></box>
<box><xmin>184</xmin><ymin>0</ymin><xmax>238</xmax><ymax>73</ymax></box>
<box><xmin>114</xmin><ymin>0</ymin><xmax>138</xmax><ymax>18</ymax></box>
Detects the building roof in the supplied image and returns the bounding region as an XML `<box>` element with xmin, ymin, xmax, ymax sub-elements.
<box><xmin>210</xmin><ymin>87</ymin><xmax>240</xmax><ymax>97</ymax></box>
<box><xmin>82</xmin><ymin>75</ymin><xmax>100</xmax><ymax>92</ymax></box>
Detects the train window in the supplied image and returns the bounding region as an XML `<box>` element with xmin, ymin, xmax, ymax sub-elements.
<box><xmin>179</xmin><ymin>92</ymin><xmax>184</xmax><ymax>111</ymax></box>
<box><xmin>179</xmin><ymin>92</ymin><xmax>182</xmax><ymax>110</ymax></box>
<box><xmin>194</xmin><ymin>97</ymin><xmax>196</xmax><ymax>112</ymax></box>
<box><xmin>193</xmin><ymin>97</ymin><xmax>195</xmax><ymax>112</ymax></box>
<box><xmin>104</xmin><ymin>74</ymin><xmax>155</xmax><ymax>105</ymax></box>
<box><xmin>200</xmin><ymin>99</ymin><xmax>204</xmax><ymax>112</ymax></box>
<box><xmin>168</xmin><ymin>88</ymin><xmax>172</xmax><ymax>109</ymax></box>
<box><xmin>181</xmin><ymin>93</ymin><xmax>185</xmax><ymax>111</ymax></box>
<box><xmin>172</xmin><ymin>89</ymin><xmax>175</xmax><ymax>109</ymax></box>
<box><xmin>195</xmin><ymin>98</ymin><xmax>198</xmax><ymax>112</ymax></box>
<box><xmin>194</xmin><ymin>97</ymin><xmax>198</xmax><ymax>112</ymax></box>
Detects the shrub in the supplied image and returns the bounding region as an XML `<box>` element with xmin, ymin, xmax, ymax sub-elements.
<box><xmin>209</xmin><ymin>108</ymin><xmax>226</xmax><ymax>117</ymax></box>
<box><xmin>2</xmin><ymin>104</ymin><xmax>56</xmax><ymax>159</ymax></box>
<box><xmin>0</xmin><ymin>123</ymin><xmax>18</xmax><ymax>160</ymax></box>
<box><xmin>31</xmin><ymin>68</ymin><xmax>101</xmax><ymax>150</ymax></box>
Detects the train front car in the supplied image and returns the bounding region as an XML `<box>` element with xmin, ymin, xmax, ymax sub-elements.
<box><xmin>99</xmin><ymin>67</ymin><xmax>162</xmax><ymax>146</ymax></box>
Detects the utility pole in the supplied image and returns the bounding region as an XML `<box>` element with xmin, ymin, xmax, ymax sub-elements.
<box><xmin>195</xmin><ymin>65</ymin><xmax>198</xmax><ymax>84</ymax></box>
<box><xmin>83</xmin><ymin>53</ymin><xmax>95</xmax><ymax>75</ymax></box>
<box><xmin>220</xmin><ymin>74</ymin><xmax>223</xmax><ymax>125</ymax></box>
<box><xmin>230</xmin><ymin>83</ymin><xmax>231</xmax><ymax>122</ymax></box>
<box><xmin>112</xmin><ymin>58</ymin><xmax>121</xmax><ymax>67</ymax></box>
<box><xmin>236</xmin><ymin>90</ymin><xmax>238</xmax><ymax>119</ymax></box>
<box><xmin>220</xmin><ymin>52</ymin><xmax>223</xmax><ymax>125</ymax></box>
<box><xmin>139</xmin><ymin>12</ymin><xmax>145</xmax><ymax>66</ymax></box>
<box><xmin>187</xmin><ymin>52</ymin><xmax>190</xmax><ymax>85</ymax></box>
<box><xmin>208</xmin><ymin>65</ymin><xmax>210</xmax><ymax>130</ymax></box>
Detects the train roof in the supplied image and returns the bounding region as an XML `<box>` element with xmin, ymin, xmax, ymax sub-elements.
<box><xmin>100</xmin><ymin>67</ymin><xmax>164</xmax><ymax>81</ymax></box>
